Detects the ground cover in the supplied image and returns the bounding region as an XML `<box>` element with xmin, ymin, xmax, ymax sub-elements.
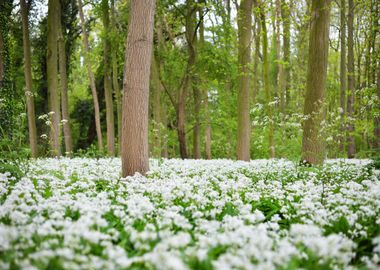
<box><xmin>0</xmin><ymin>158</ymin><xmax>379</xmax><ymax>269</ymax></box>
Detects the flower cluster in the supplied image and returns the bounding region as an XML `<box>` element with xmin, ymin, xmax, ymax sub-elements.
<box><xmin>0</xmin><ymin>158</ymin><xmax>379</xmax><ymax>269</ymax></box>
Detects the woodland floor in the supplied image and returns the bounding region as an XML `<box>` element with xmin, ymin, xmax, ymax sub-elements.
<box><xmin>0</xmin><ymin>158</ymin><xmax>379</xmax><ymax>269</ymax></box>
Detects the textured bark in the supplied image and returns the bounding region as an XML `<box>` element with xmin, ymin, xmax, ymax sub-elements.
<box><xmin>20</xmin><ymin>0</ymin><xmax>38</xmax><ymax>158</ymax></box>
<box><xmin>102</xmin><ymin>0</ymin><xmax>115</xmax><ymax>156</ymax></box>
<box><xmin>301</xmin><ymin>0</ymin><xmax>331</xmax><ymax>165</ymax></box>
<box><xmin>339</xmin><ymin>0</ymin><xmax>346</xmax><ymax>152</ymax></box>
<box><xmin>236</xmin><ymin>0</ymin><xmax>253</xmax><ymax>161</ymax></box>
<box><xmin>121</xmin><ymin>0</ymin><xmax>155</xmax><ymax>177</ymax></box>
<box><xmin>347</xmin><ymin>0</ymin><xmax>355</xmax><ymax>158</ymax></box>
<box><xmin>261</xmin><ymin>5</ymin><xmax>275</xmax><ymax>158</ymax></box>
<box><xmin>78</xmin><ymin>0</ymin><xmax>103</xmax><ymax>151</ymax></box>
<box><xmin>280</xmin><ymin>0</ymin><xmax>290</xmax><ymax>110</ymax></box>
<box><xmin>47</xmin><ymin>0</ymin><xmax>61</xmax><ymax>157</ymax></box>
<box><xmin>111</xmin><ymin>0</ymin><xmax>121</xmax><ymax>154</ymax></box>
<box><xmin>57</xmin><ymin>0</ymin><xmax>73</xmax><ymax>155</ymax></box>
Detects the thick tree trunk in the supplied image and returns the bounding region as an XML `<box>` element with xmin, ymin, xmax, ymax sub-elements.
<box><xmin>301</xmin><ymin>0</ymin><xmax>331</xmax><ymax>165</ymax></box>
<box><xmin>347</xmin><ymin>0</ymin><xmax>355</xmax><ymax>158</ymax></box>
<box><xmin>47</xmin><ymin>0</ymin><xmax>61</xmax><ymax>157</ymax></box>
<box><xmin>20</xmin><ymin>0</ymin><xmax>38</xmax><ymax>158</ymax></box>
<box><xmin>261</xmin><ymin>5</ymin><xmax>275</xmax><ymax>158</ymax></box>
<box><xmin>78</xmin><ymin>0</ymin><xmax>103</xmax><ymax>151</ymax></box>
<box><xmin>236</xmin><ymin>0</ymin><xmax>253</xmax><ymax>161</ymax></box>
<box><xmin>121</xmin><ymin>0</ymin><xmax>155</xmax><ymax>177</ymax></box>
<box><xmin>339</xmin><ymin>0</ymin><xmax>346</xmax><ymax>152</ymax></box>
<box><xmin>111</xmin><ymin>0</ymin><xmax>121</xmax><ymax>154</ymax></box>
<box><xmin>57</xmin><ymin>0</ymin><xmax>73</xmax><ymax>155</ymax></box>
<box><xmin>102</xmin><ymin>0</ymin><xmax>115</xmax><ymax>156</ymax></box>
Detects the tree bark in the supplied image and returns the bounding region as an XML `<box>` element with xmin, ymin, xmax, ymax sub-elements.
<box><xmin>252</xmin><ymin>1</ymin><xmax>260</xmax><ymax>104</ymax></box>
<box><xmin>301</xmin><ymin>0</ymin><xmax>331</xmax><ymax>165</ymax></box>
<box><xmin>121</xmin><ymin>0</ymin><xmax>156</xmax><ymax>177</ymax></box>
<box><xmin>57</xmin><ymin>0</ymin><xmax>73</xmax><ymax>155</ymax></box>
<box><xmin>261</xmin><ymin>3</ymin><xmax>275</xmax><ymax>158</ymax></box>
<box><xmin>236</xmin><ymin>0</ymin><xmax>253</xmax><ymax>161</ymax></box>
<box><xmin>102</xmin><ymin>0</ymin><xmax>115</xmax><ymax>156</ymax></box>
<box><xmin>78</xmin><ymin>0</ymin><xmax>103</xmax><ymax>152</ymax></box>
<box><xmin>347</xmin><ymin>0</ymin><xmax>355</xmax><ymax>158</ymax></box>
<box><xmin>374</xmin><ymin>61</ymin><xmax>380</xmax><ymax>149</ymax></box>
<box><xmin>20</xmin><ymin>0</ymin><xmax>38</xmax><ymax>158</ymax></box>
<box><xmin>339</xmin><ymin>0</ymin><xmax>346</xmax><ymax>152</ymax></box>
<box><xmin>47</xmin><ymin>0</ymin><xmax>61</xmax><ymax>157</ymax></box>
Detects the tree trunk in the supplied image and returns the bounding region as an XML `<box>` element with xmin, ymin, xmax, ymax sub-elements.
<box><xmin>339</xmin><ymin>0</ymin><xmax>346</xmax><ymax>152</ymax></box>
<box><xmin>347</xmin><ymin>0</ymin><xmax>355</xmax><ymax>158</ymax></box>
<box><xmin>301</xmin><ymin>0</ymin><xmax>331</xmax><ymax>165</ymax></box>
<box><xmin>280</xmin><ymin>0</ymin><xmax>290</xmax><ymax>111</ymax></box>
<box><xmin>102</xmin><ymin>0</ymin><xmax>115</xmax><ymax>156</ymax></box>
<box><xmin>236</xmin><ymin>0</ymin><xmax>253</xmax><ymax>161</ymax></box>
<box><xmin>57</xmin><ymin>0</ymin><xmax>73</xmax><ymax>155</ymax></box>
<box><xmin>121</xmin><ymin>0</ymin><xmax>155</xmax><ymax>177</ymax></box>
<box><xmin>261</xmin><ymin>4</ymin><xmax>275</xmax><ymax>158</ymax></box>
<box><xmin>374</xmin><ymin>62</ymin><xmax>380</xmax><ymax>149</ymax></box>
<box><xmin>47</xmin><ymin>0</ymin><xmax>61</xmax><ymax>157</ymax></box>
<box><xmin>177</xmin><ymin>83</ymin><xmax>188</xmax><ymax>159</ymax></box>
<box><xmin>252</xmin><ymin>1</ymin><xmax>260</xmax><ymax>104</ymax></box>
<box><xmin>151</xmin><ymin>54</ymin><xmax>162</xmax><ymax>158</ymax></box>
<box><xmin>78</xmin><ymin>0</ymin><xmax>103</xmax><ymax>151</ymax></box>
<box><xmin>0</xmin><ymin>26</ymin><xmax>3</xmax><ymax>83</ymax></box>
<box><xmin>20</xmin><ymin>0</ymin><xmax>38</xmax><ymax>158</ymax></box>
<box><xmin>111</xmin><ymin>0</ymin><xmax>121</xmax><ymax>154</ymax></box>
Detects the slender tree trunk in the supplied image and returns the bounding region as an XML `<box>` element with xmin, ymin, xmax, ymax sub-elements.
<box><xmin>121</xmin><ymin>0</ymin><xmax>156</xmax><ymax>177</ymax></box>
<box><xmin>151</xmin><ymin>54</ymin><xmax>162</xmax><ymax>158</ymax></box>
<box><xmin>111</xmin><ymin>0</ymin><xmax>121</xmax><ymax>154</ymax></box>
<box><xmin>78</xmin><ymin>0</ymin><xmax>103</xmax><ymax>151</ymax></box>
<box><xmin>177</xmin><ymin>83</ymin><xmax>188</xmax><ymax>159</ymax></box>
<box><xmin>252</xmin><ymin>2</ymin><xmax>260</xmax><ymax>103</ymax></box>
<box><xmin>347</xmin><ymin>0</ymin><xmax>355</xmax><ymax>158</ymax></box>
<box><xmin>261</xmin><ymin>4</ymin><xmax>275</xmax><ymax>158</ymax></box>
<box><xmin>102</xmin><ymin>0</ymin><xmax>115</xmax><ymax>156</ymax></box>
<box><xmin>374</xmin><ymin>62</ymin><xmax>380</xmax><ymax>149</ymax></box>
<box><xmin>57</xmin><ymin>0</ymin><xmax>73</xmax><ymax>155</ymax></box>
<box><xmin>20</xmin><ymin>0</ymin><xmax>38</xmax><ymax>158</ymax></box>
<box><xmin>281</xmin><ymin>0</ymin><xmax>290</xmax><ymax>111</ymax></box>
<box><xmin>0</xmin><ymin>27</ymin><xmax>3</xmax><ymax>83</ymax></box>
<box><xmin>236</xmin><ymin>0</ymin><xmax>253</xmax><ymax>161</ymax></box>
<box><xmin>339</xmin><ymin>0</ymin><xmax>346</xmax><ymax>152</ymax></box>
<box><xmin>47</xmin><ymin>0</ymin><xmax>61</xmax><ymax>157</ymax></box>
<box><xmin>301</xmin><ymin>0</ymin><xmax>331</xmax><ymax>165</ymax></box>
<box><xmin>199</xmin><ymin>4</ymin><xmax>211</xmax><ymax>159</ymax></box>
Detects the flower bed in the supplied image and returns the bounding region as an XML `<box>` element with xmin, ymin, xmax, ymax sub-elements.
<box><xmin>0</xmin><ymin>158</ymin><xmax>379</xmax><ymax>269</ymax></box>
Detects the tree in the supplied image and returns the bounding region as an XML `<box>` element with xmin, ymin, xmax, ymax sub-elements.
<box><xmin>339</xmin><ymin>0</ymin><xmax>346</xmax><ymax>151</ymax></box>
<box><xmin>102</xmin><ymin>0</ymin><xmax>115</xmax><ymax>156</ymax></box>
<box><xmin>57</xmin><ymin>0</ymin><xmax>73</xmax><ymax>155</ymax></box>
<box><xmin>121</xmin><ymin>0</ymin><xmax>156</xmax><ymax>177</ymax></box>
<box><xmin>301</xmin><ymin>0</ymin><xmax>331</xmax><ymax>164</ymax></box>
<box><xmin>20</xmin><ymin>0</ymin><xmax>38</xmax><ymax>158</ymax></box>
<box><xmin>280</xmin><ymin>0</ymin><xmax>290</xmax><ymax>110</ymax></box>
<box><xmin>346</xmin><ymin>0</ymin><xmax>355</xmax><ymax>158</ymax></box>
<box><xmin>260</xmin><ymin>1</ymin><xmax>275</xmax><ymax>158</ymax></box>
<box><xmin>78</xmin><ymin>0</ymin><xmax>103</xmax><ymax>152</ymax></box>
<box><xmin>236</xmin><ymin>0</ymin><xmax>253</xmax><ymax>161</ymax></box>
<box><xmin>47</xmin><ymin>0</ymin><xmax>61</xmax><ymax>156</ymax></box>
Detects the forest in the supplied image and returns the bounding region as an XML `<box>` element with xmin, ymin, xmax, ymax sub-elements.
<box><xmin>0</xmin><ymin>0</ymin><xmax>380</xmax><ymax>269</ymax></box>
